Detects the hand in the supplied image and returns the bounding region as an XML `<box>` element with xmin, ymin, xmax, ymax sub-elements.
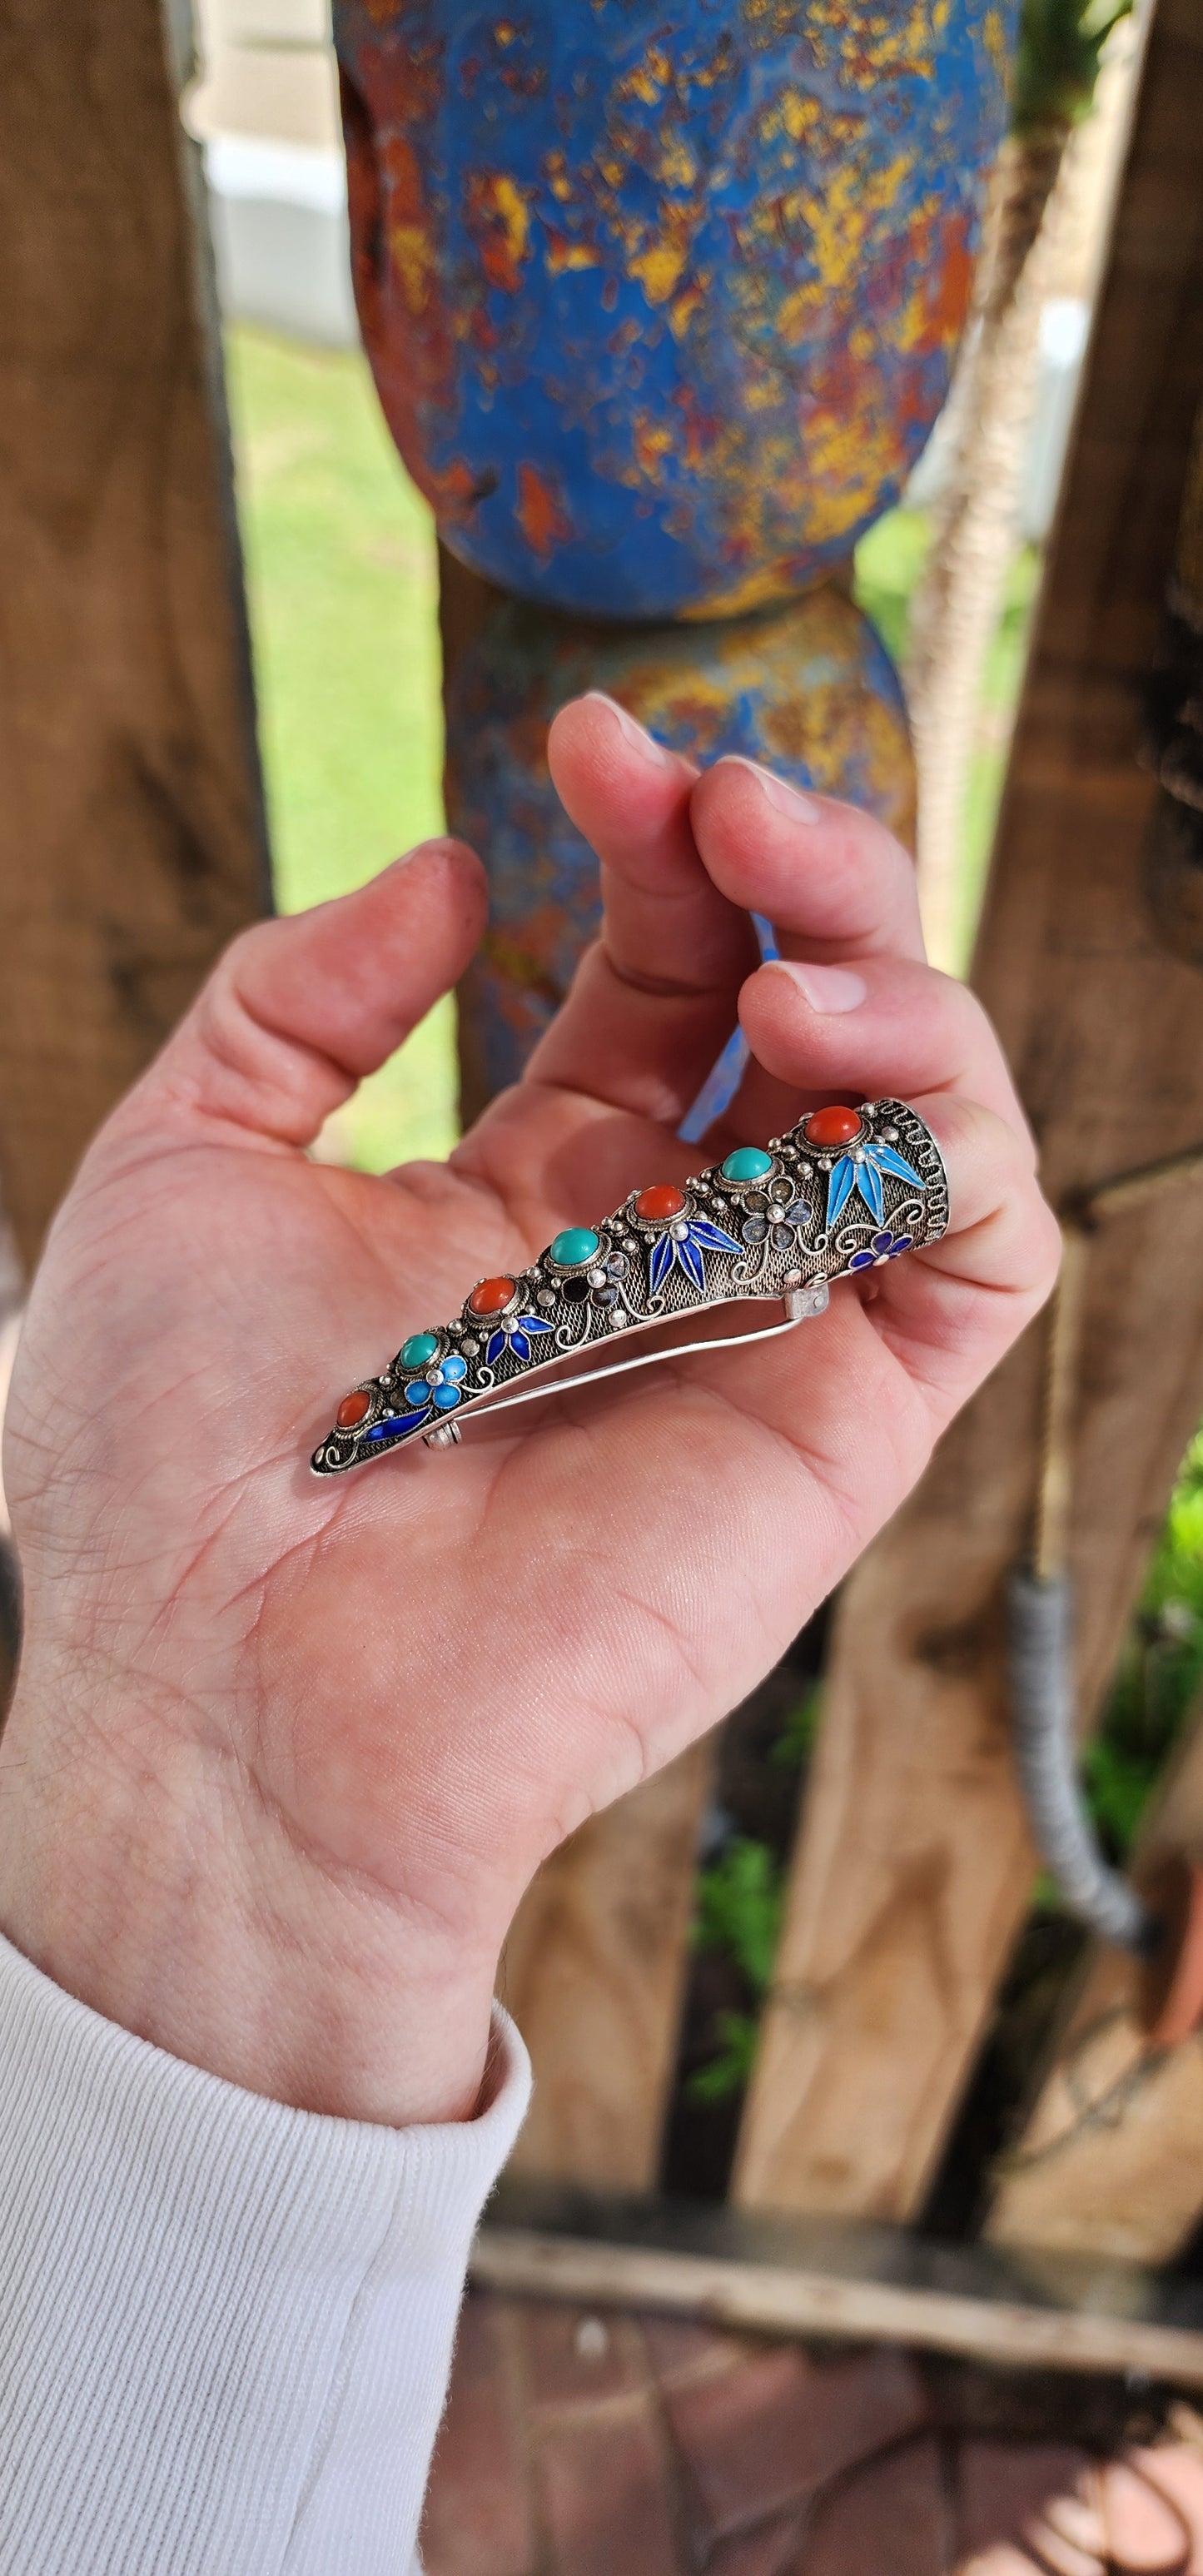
<box><xmin>0</xmin><ymin>698</ymin><xmax>1059</xmax><ymax>2125</ymax></box>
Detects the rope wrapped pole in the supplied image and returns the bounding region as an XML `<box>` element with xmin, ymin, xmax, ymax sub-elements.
<box><xmin>1007</xmin><ymin>1561</ymin><xmax>1156</xmax><ymax>1952</ymax></box>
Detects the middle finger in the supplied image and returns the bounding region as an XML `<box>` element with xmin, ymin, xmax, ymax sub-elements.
<box><xmin>689</xmin><ymin>756</ymin><xmax>928</xmax><ymax>964</ymax></box>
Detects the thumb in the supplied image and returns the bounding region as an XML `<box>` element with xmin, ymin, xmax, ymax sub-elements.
<box><xmin>117</xmin><ymin>839</ymin><xmax>485</xmax><ymax>1153</ymax></box>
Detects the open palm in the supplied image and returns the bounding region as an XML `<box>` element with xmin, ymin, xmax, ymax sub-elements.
<box><xmin>0</xmin><ymin>698</ymin><xmax>1057</xmax><ymax>2122</ymax></box>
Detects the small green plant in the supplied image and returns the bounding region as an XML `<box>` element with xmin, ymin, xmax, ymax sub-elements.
<box><xmin>1012</xmin><ymin>0</ymin><xmax>1134</xmax><ymax>137</ymax></box>
<box><xmin>693</xmin><ymin>1834</ymin><xmax>784</xmax><ymax>1991</ymax></box>
<box><xmin>687</xmin><ymin>2011</ymin><xmax>761</xmax><ymax>2104</ymax></box>
<box><xmin>688</xmin><ymin>1837</ymin><xmax>785</xmax><ymax>2101</ymax></box>
<box><xmin>1081</xmin><ymin>1430</ymin><xmax>1203</xmax><ymax>1865</ymax></box>
<box><xmin>769</xmin><ymin>1684</ymin><xmax>823</xmax><ymax>1771</ymax></box>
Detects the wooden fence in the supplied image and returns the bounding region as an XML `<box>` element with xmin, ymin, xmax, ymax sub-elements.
<box><xmin>501</xmin><ymin>0</ymin><xmax>1203</xmax><ymax>2276</ymax></box>
<box><xmin>3</xmin><ymin>0</ymin><xmax>1203</xmax><ymax>2355</ymax></box>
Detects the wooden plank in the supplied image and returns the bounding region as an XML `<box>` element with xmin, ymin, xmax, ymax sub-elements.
<box><xmin>733</xmin><ymin>0</ymin><xmax>1203</xmax><ymax>2221</ymax></box>
<box><xmin>0</xmin><ymin>0</ymin><xmax>268</xmax><ymax>1276</ymax></box>
<box><xmin>474</xmin><ymin>2182</ymin><xmax>1203</xmax><ymax>2387</ymax></box>
<box><xmin>987</xmin><ymin>1693</ymin><xmax>1203</xmax><ymax>2264</ymax></box>
<box><xmin>501</xmin><ymin>1744</ymin><xmax>712</xmax><ymax>2191</ymax></box>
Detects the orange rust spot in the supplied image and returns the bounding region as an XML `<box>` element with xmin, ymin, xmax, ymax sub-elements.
<box><xmin>544</xmin><ymin>230</ymin><xmax>600</xmax><ymax>275</ymax></box>
<box><xmin>633</xmin><ymin>415</ymin><xmax>674</xmax><ymax>479</ymax></box>
<box><xmin>428</xmin><ymin>459</ymin><xmax>484</xmax><ymax>523</ymax></box>
<box><xmin>465</xmin><ymin>171</ymin><xmax>532</xmax><ymax>293</ymax></box>
<box><xmin>390</xmin><ymin>221</ymin><xmax>434</xmax><ymax>316</ymax></box>
<box><xmin>669</xmin><ymin>284</ymin><xmax>704</xmax><ymax>341</ymax></box>
<box><xmin>516</xmin><ymin>462</ymin><xmax>570</xmax><ymax>559</ymax></box>
<box><xmin>926</xmin><ymin>223</ymin><xmax>974</xmax><ymax>346</ymax></box>
<box><xmin>383</xmin><ymin>132</ymin><xmax>425</xmax><ymax>222</ymax></box>
<box><xmin>543</xmin><ymin>149</ymin><xmax>573</xmax><ymax>206</ymax></box>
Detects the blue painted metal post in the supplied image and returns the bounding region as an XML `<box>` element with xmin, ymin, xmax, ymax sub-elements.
<box><xmin>336</xmin><ymin>0</ymin><xmax>1013</xmax><ymax>1114</ymax></box>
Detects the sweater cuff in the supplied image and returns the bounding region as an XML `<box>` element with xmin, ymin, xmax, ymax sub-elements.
<box><xmin>0</xmin><ymin>1927</ymin><xmax>529</xmax><ymax>2575</ymax></box>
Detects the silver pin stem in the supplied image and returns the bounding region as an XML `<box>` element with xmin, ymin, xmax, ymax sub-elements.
<box><xmin>419</xmin><ymin>1292</ymin><xmax>829</xmax><ymax>1450</ymax></box>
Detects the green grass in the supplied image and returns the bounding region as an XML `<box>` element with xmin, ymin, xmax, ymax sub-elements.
<box><xmin>224</xmin><ymin>326</ymin><xmax>455</xmax><ymax>1171</ymax></box>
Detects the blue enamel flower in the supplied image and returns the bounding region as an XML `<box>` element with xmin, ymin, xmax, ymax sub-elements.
<box><xmin>848</xmin><ymin>1229</ymin><xmax>913</xmax><ymax>1271</ymax></box>
<box><xmin>485</xmin><ymin>1312</ymin><xmax>555</xmax><ymax>1366</ymax></box>
<box><xmin>826</xmin><ymin>1136</ymin><xmax>926</xmax><ymax>1229</ymax></box>
<box><xmin>649</xmin><ymin>1213</ymin><xmax>740</xmax><ymax>1294</ymax></box>
<box><xmin>400</xmin><ymin>1351</ymin><xmax>470</xmax><ymax>1412</ymax></box>
<box><xmin>361</xmin><ymin>1350</ymin><xmax>470</xmax><ymax>1445</ymax></box>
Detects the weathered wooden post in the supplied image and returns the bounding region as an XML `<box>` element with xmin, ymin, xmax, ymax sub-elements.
<box><xmin>0</xmin><ymin>0</ymin><xmax>271</xmax><ymax>1723</ymax></box>
<box><xmin>0</xmin><ymin>0</ymin><xmax>269</xmax><ymax>1281</ymax></box>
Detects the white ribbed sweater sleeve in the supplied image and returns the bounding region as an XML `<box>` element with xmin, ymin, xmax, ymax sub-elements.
<box><xmin>0</xmin><ymin>1931</ymin><xmax>530</xmax><ymax>2574</ymax></box>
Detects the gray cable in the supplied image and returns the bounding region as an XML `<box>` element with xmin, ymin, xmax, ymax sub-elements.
<box><xmin>1007</xmin><ymin>1564</ymin><xmax>1158</xmax><ymax>1955</ymax></box>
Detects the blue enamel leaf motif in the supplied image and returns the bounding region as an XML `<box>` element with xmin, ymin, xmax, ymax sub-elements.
<box><xmin>860</xmin><ymin>1159</ymin><xmax>886</xmax><ymax>1225</ymax></box>
<box><xmin>649</xmin><ymin>1231</ymin><xmax>674</xmax><ymax>1295</ymax></box>
<box><xmin>687</xmin><ymin>1219</ymin><xmax>742</xmax><ymax>1253</ymax></box>
<box><xmin>486</xmin><ymin>1313</ymin><xmax>555</xmax><ymax>1366</ymax></box>
<box><xmin>825</xmin><ymin>1138</ymin><xmax>927</xmax><ymax>1231</ymax></box>
<box><xmin>365</xmin><ymin>1407</ymin><xmax>431</xmax><ymax>1443</ymax></box>
<box><xmin>826</xmin><ymin>1158</ymin><xmax>858</xmax><ymax>1228</ymax></box>
<box><xmin>872</xmin><ymin>1143</ymin><xmax>926</xmax><ymax>1186</ymax></box>
<box><xmin>649</xmin><ymin>1215</ymin><xmax>740</xmax><ymax>1295</ymax></box>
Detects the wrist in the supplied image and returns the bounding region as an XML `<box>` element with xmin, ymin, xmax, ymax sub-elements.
<box><xmin>0</xmin><ymin>1672</ymin><xmax>502</xmax><ymax>2126</ymax></box>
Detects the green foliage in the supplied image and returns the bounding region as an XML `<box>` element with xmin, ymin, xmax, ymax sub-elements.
<box><xmin>1080</xmin><ymin>1738</ymin><xmax>1160</xmax><ymax>1857</ymax></box>
<box><xmin>769</xmin><ymin>1685</ymin><xmax>823</xmax><ymax>1770</ymax></box>
<box><xmin>1081</xmin><ymin>1430</ymin><xmax>1203</xmax><ymax>1864</ymax></box>
<box><xmin>1012</xmin><ymin>0</ymin><xmax>1133</xmax><ymax>136</ymax></box>
<box><xmin>693</xmin><ymin>1838</ymin><xmax>783</xmax><ymax>1992</ymax></box>
<box><xmin>687</xmin><ymin>2011</ymin><xmax>761</xmax><ymax>2103</ymax></box>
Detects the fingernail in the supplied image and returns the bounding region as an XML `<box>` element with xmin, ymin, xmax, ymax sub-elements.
<box><xmin>766</xmin><ymin>957</ymin><xmax>867</xmax><ymax>1014</ymax></box>
<box><xmin>723</xmin><ymin>755</ymin><xmax>821</xmax><ymax>824</ymax></box>
<box><xmin>583</xmin><ymin>690</ymin><xmax>674</xmax><ymax>765</ymax></box>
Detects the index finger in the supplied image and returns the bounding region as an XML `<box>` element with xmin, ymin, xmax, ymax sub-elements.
<box><xmin>528</xmin><ymin>695</ymin><xmax>759</xmax><ymax>1124</ymax></box>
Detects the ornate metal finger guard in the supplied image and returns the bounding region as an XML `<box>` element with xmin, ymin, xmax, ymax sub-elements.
<box><xmin>311</xmin><ymin>1099</ymin><xmax>949</xmax><ymax>1474</ymax></box>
